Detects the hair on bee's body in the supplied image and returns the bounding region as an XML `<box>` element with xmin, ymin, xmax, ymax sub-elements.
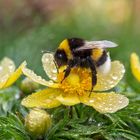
<box><xmin>54</xmin><ymin>38</ymin><xmax>117</xmax><ymax>93</ymax></box>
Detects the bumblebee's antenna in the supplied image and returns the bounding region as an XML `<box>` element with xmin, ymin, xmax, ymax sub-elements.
<box><xmin>41</xmin><ymin>50</ymin><xmax>53</xmax><ymax>54</ymax></box>
<box><xmin>53</xmin><ymin>59</ymin><xmax>59</xmax><ymax>74</ymax></box>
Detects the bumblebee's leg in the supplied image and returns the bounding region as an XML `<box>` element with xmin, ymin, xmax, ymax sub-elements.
<box><xmin>87</xmin><ymin>56</ymin><xmax>97</xmax><ymax>96</ymax></box>
<box><xmin>61</xmin><ymin>59</ymin><xmax>76</xmax><ymax>83</ymax></box>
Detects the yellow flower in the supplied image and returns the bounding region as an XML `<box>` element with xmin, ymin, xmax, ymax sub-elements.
<box><xmin>130</xmin><ymin>53</ymin><xmax>140</xmax><ymax>82</ymax></box>
<box><xmin>21</xmin><ymin>53</ymin><xmax>129</xmax><ymax>113</ymax></box>
<box><xmin>0</xmin><ymin>57</ymin><xmax>26</xmax><ymax>89</ymax></box>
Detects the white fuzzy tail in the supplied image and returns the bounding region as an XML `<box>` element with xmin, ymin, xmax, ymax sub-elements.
<box><xmin>97</xmin><ymin>52</ymin><xmax>111</xmax><ymax>74</ymax></box>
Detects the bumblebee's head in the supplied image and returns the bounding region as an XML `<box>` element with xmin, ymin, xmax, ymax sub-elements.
<box><xmin>54</xmin><ymin>38</ymin><xmax>84</xmax><ymax>67</ymax></box>
<box><xmin>54</xmin><ymin>39</ymin><xmax>71</xmax><ymax>67</ymax></box>
<box><xmin>54</xmin><ymin>49</ymin><xmax>68</xmax><ymax>67</ymax></box>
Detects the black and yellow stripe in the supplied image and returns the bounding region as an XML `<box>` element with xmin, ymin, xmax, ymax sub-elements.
<box><xmin>58</xmin><ymin>39</ymin><xmax>73</xmax><ymax>59</ymax></box>
<box><xmin>91</xmin><ymin>48</ymin><xmax>107</xmax><ymax>66</ymax></box>
<box><xmin>56</xmin><ymin>38</ymin><xmax>107</xmax><ymax>67</ymax></box>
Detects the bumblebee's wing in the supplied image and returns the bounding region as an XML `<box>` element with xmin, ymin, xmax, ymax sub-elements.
<box><xmin>75</xmin><ymin>40</ymin><xmax>118</xmax><ymax>51</ymax></box>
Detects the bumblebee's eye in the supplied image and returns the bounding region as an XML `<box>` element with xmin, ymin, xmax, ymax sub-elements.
<box><xmin>57</xmin><ymin>53</ymin><xmax>63</xmax><ymax>59</ymax></box>
<box><xmin>54</xmin><ymin>50</ymin><xmax>68</xmax><ymax>67</ymax></box>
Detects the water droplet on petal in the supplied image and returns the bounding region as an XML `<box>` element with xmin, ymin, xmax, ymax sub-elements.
<box><xmin>94</xmin><ymin>61</ymin><xmax>125</xmax><ymax>91</ymax></box>
<box><xmin>89</xmin><ymin>99</ymin><xmax>94</xmax><ymax>103</ymax></box>
<box><xmin>52</xmin><ymin>69</ymin><xmax>57</xmax><ymax>73</ymax></box>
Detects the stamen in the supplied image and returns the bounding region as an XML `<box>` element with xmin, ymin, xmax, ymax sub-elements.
<box><xmin>58</xmin><ymin>67</ymin><xmax>92</xmax><ymax>94</ymax></box>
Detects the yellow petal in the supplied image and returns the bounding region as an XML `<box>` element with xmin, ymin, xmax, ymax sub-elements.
<box><xmin>42</xmin><ymin>53</ymin><xmax>58</xmax><ymax>81</ymax></box>
<box><xmin>0</xmin><ymin>57</ymin><xmax>16</xmax><ymax>88</ymax></box>
<box><xmin>22</xmin><ymin>67</ymin><xmax>59</xmax><ymax>88</ymax></box>
<box><xmin>21</xmin><ymin>88</ymin><xmax>62</xmax><ymax>108</ymax></box>
<box><xmin>56</xmin><ymin>92</ymin><xmax>80</xmax><ymax>106</ymax></box>
<box><xmin>0</xmin><ymin>61</ymin><xmax>26</xmax><ymax>89</ymax></box>
<box><xmin>0</xmin><ymin>57</ymin><xmax>15</xmax><ymax>77</ymax></box>
<box><xmin>94</xmin><ymin>61</ymin><xmax>125</xmax><ymax>91</ymax></box>
<box><xmin>81</xmin><ymin>92</ymin><xmax>129</xmax><ymax>113</ymax></box>
<box><xmin>130</xmin><ymin>53</ymin><xmax>140</xmax><ymax>82</ymax></box>
<box><xmin>0</xmin><ymin>76</ymin><xmax>9</xmax><ymax>89</ymax></box>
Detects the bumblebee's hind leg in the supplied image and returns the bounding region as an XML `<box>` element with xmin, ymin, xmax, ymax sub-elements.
<box><xmin>87</xmin><ymin>56</ymin><xmax>97</xmax><ymax>96</ymax></box>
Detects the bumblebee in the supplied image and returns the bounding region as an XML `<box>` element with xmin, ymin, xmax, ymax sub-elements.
<box><xmin>54</xmin><ymin>38</ymin><xmax>117</xmax><ymax>91</ymax></box>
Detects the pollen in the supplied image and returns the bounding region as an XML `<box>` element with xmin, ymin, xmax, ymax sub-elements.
<box><xmin>57</xmin><ymin>67</ymin><xmax>92</xmax><ymax>95</ymax></box>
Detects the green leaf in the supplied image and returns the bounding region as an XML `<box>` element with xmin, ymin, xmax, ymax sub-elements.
<box><xmin>0</xmin><ymin>113</ymin><xmax>30</xmax><ymax>140</ymax></box>
<box><xmin>0</xmin><ymin>87</ymin><xmax>20</xmax><ymax>115</ymax></box>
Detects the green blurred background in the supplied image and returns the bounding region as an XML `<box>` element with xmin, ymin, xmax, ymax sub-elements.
<box><xmin>0</xmin><ymin>0</ymin><xmax>140</xmax><ymax>89</ymax></box>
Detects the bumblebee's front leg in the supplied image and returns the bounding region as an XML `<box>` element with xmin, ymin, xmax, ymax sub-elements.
<box><xmin>61</xmin><ymin>59</ymin><xmax>77</xmax><ymax>83</ymax></box>
<box><xmin>87</xmin><ymin>56</ymin><xmax>97</xmax><ymax>96</ymax></box>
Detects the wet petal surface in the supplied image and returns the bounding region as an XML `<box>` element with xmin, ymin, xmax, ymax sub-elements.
<box><xmin>0</xmin><ymin>61</ymin><xmax>26</xmax><ymax>89</ymax></box>
<box><xmin>22</xmin><ymin>66</ymin><xmax>59</xmax><ymax>88</ymax></box>
<box><xmin>56</xmin><ymin>92</ymin><xmax>80</xmax><ymax>106</ymax></box>
<box><xmin>81</xmin><ymin>92</ymin><xmax>129</xmax><ymax>113</ymax></box>
<box><xmin>0</xmin><ymin>57</ymin><xmax>15</xmax><ymax>78</ymax></box>
<box><xmin>3</xmin><ymin>61</ymin><xmax>26</xmax><ymax>88</ymax></box>
<box><xmin>0</xmin><ymin>57</ymin><xmax>16</xmax><ymax>87</ymax></box>
<box><xmin>42</xmin><ymin>53</ymin><xmax>58</xmax><ymax>81</ymax></box>
<box><xmin>94</xmin><ymin>61</ymin><xmax>125</xmax><ymax>91</ymax></box>
<box><xmin>21</xmin><ymin>88</ymin><xmax>62</xmax><ymax>108</ymax></box>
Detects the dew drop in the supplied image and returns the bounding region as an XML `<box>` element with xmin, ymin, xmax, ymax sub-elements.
<box><xmin>45</xmin><ymin>58</ymin><xmax>49</xmax><ymax>62</ymax></box>
<box><xmin>119</xmin><ymin>100</ymin><xmax>123</xmax><ymax>104</ymax></box>
<box><xmin>112</xmin><ymin>76</ymin><xmax>118</xmax><ymax>80</ymax></box>
<box><xmin>109</xmin><ymin>108</ymin><xmax>113</xmax><ymax>111</ymax></box>
<box><xmin>52</xmin><ymin>69</ymin><xmax>57</xmax><ymax>73</ymax></box>
<box><xmin>89</xmin><ymin>99</ymin><xmax>94</xmax><ymax>103</ymax></box>
<box><xmin>97</xmin><ymin>123</ymin><xmax>103</xmax><ymax>127</ymax></box>
<box><xmin>53</xmin><ymin>77</ymin><xmax>57</xmax><ymax>80</ymax></box>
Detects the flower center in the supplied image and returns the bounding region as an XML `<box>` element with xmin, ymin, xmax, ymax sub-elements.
<box><xmin>67</xmin><ymin>73</ymin><xmax>80</xmax><ymax>86</ymax></box>
<box><xmin>57</xmin><ymin>67</ymin><xmax>92</xmax><ymax>95</ymax></box>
